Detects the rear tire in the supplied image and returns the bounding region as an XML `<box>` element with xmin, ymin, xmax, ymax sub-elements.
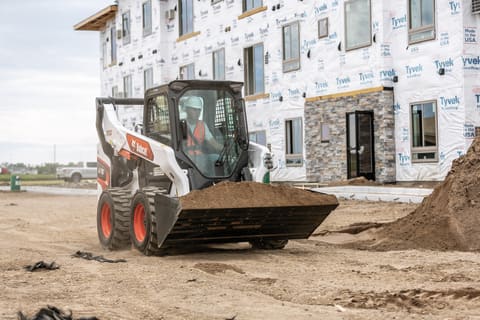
<box><xmin>97</xmin><ymin>188</ymin><xmax>131</xmax><ymax>250</ymax></box>
<box><xmin>250</xmin><ymin>239</ymin><xmax>288</xmax><ymax>250</ymax></box>
<box><xmin>129</xmin><ymin>187</ymin><xmax>166</xmax><ymax>256</ymax></box>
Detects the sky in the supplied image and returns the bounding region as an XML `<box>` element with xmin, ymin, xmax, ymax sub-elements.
<box><xmin>0</xmin><ymin>0</ymin><xmax>114</xmax><ymax>165</ymax></box>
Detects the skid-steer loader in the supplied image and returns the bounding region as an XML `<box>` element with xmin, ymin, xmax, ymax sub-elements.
<box><xmin>96</xmin><ymin>80</ymin><xmax>338</xmax><ymax>255</ymax></box>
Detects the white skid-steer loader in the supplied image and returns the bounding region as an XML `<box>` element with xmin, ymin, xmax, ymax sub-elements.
<box><xmin>95</xmin><ymin>80</ymin><xmax>338</xmax><ymax>255</ymax></box>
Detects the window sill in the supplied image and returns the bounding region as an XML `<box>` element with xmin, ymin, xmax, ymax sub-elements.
<box><xmin>238</xmin><ymin>6</ymin><xmax>267</xmax><ymax>20</ymax></box>
<box><xmin>244</xmin><ymin>93</ymin><xmax>270</xmax><ymax>101</ymax></box>
<box><xmin>176</xmin><ymin>31</ymin><xmax>201</xmax><ymax>42</ymax></box>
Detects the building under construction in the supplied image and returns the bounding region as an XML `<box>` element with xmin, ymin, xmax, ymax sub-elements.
<box><xmin>76</xmin><ymin>0</ymin><xmax>480</xmax><ymax>183</ymax></box>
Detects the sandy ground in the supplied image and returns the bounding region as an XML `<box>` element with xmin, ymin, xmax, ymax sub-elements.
<box><xmin>1</xmin><ymin>191</ymin><xmax>480</xmax><ymax>320</ymax></box>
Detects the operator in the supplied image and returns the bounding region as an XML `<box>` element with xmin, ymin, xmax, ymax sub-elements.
<box><xmin>183</xmin><ymin>96</ymin><xmax>222</xmax><ymax>155</ymax></box>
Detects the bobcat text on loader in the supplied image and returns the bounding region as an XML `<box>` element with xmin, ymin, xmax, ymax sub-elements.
<box><xmin>95</xmin><ymin>80</ymin><xmax>338</xmax><ymax>255</ymax></box>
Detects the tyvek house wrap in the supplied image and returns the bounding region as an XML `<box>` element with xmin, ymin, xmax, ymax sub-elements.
<box><xmin>99</xmin><ymin>0</ymin><xmax>479</xmax><ymax>182</ymax></box>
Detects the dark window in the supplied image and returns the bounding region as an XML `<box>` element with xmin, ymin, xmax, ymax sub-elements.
<box><xmin>143</xmin><ymin>0</ymin><xmax>152</xmax><ymax>36</ymax></box>
<box><xmin>411</xmin><ymin>101</ymin><xmax>438</xmax><ymax>162</ymax></box>
<box><xmin>243</xmin><ymin>0</ymin><xmax>262</xmax><ymax>12</ymax></box>
<box><xmin>408</xmin><ymin>0</ymin><xmax>435</xmax><ymax>44</ymax></box>
<box><xmin>345</xmin><ymin>0</ymin><xmax>371</xmax><ymax>50</ymax></box>
<box><xmin>282</xmin><ymin>22</ymin><xmax>300</xmax><ymax>73</ymax></box>
<box><xmin>122</xmin><ymin>11</ymin><xmax>131</xmax><ymax>45</ymax></box>
<box><xmin>179</xmin><ymin>0</ymin><xmax>194</xmax><ymax>36</ymax></box>
<box><xmin>285</xmin><ymin>118</ymin><xmax>303</xmax><ymax>166</ymax></box>
<box><xmin>244</xmin><ymin>43</ymin><xmax>264</xmax><ymax>96</ymax></box>
<box><xmin>213</xmin><ymin>48</ymin><xmax>225</xmax><ymax>80</ymax></box>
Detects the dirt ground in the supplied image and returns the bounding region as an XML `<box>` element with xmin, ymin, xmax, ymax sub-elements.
<box><xmin>2</xmin><ymin>191</ymin><xmax>480</xmax><ymax>319</ymax></box>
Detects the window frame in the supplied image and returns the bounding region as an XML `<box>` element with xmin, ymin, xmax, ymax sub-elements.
<box><xmin>123</xmin><ymin>74</ymin><xmax>133</xmax><ymax>98</ymax></box>
<box><xmin>179</xmin><ymin>63</ymin><xmax>195</xmax><ymax>80</ymax></box>
<box><xmin>146</xmin><ymin>95</ymin><xmax>172</xmax><ymax>146</ymax></box>
<box><xmin>249</xmin><ymin>130</ymin><xmax>267</xmax><ymax>146</ymax></box>
<box><xmin>344</xmin><ymin>0</ymin><xmax>372</xmax><ymax>51</ymax></box>
<box><xmin>142</xmin><ymin>0</ymin><xmax>152</xmax><ymax>37</ymax></box>
<box><xmin>282</xmin><ymin>21</ymin><xmax>301</xmax><ymax>73</ymax></box>
<box><xmin>144</xmin><ymin>67</ymin><xmax>154</xmax><ymax>92</ymax></box>
<box><xmin>110</xmin><ymin>26</ymin><xmax>117</xmax><ymax>65</ymax></box>
<box><xmin>407</xmin><ymin>0</ymin><xmax>436</xmax><ymax>44</ymax></box>
<box><xmin>243</xmin><ymin>0</ymin><xmax>263</xmax><ymax>12</ymax></box>
<box><xmin>122</xmin><ymin>11</ymin><xmax>131</xmax><ymax>45</ymax></box>
<box><xmin>285</xmin><ymin>117</ymin><xmax>304</xmax><ymax>167</ymax></box>
<box><xmin>410</xmin><ymin>100</ymin><xmax>438</xmax><ymax>163</ymax></box>
<box><xmin>318</xmin><ymin>18</ymin><xmax>329</xmax><ymax>39</ymax></box>
<box><xmin>243</xmin><ymin>43</ymin><xmax>265</xmax><ymax>96</ymax></box>
<box><xmin>212</xmin><ymin>48</ymin><xmax>226</xmax><ymax>80</ymax></box>
<box><xmin>179</xmin><ymin>0</ymin><xmax>194</xmax><ymax>36</ymax></box>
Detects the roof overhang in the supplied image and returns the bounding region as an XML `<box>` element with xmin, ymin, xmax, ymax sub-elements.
<box><xmin>74</xmin><ymin>5</ymin><xmax>118</xmax><ymax>31</ymax></box>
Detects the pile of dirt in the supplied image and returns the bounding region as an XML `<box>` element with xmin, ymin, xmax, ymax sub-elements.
<box><xmin>369</xmin><ymin>137</ymin><xmax>480</xmax><ymax>251</ymax></box>
<box><xmin>180</xmin><ymin>181</ymin><xmax>338</xmax><ymax>209</ymax></box>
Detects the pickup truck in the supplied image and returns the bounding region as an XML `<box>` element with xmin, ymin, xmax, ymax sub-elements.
<box><xmin>56</xmin><ymin>162</ymin><xmax>97</xmax><ymax>183</ymax></box>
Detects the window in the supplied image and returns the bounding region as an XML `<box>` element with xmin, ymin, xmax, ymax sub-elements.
<box><xmin>180</xmin><ymin>63</ymin><xmax>195</xmax><ymax>80</ymax></box>
<box><xmin>249</xmin><ymin>131</ymin><xmax>267</xmax><ymax>146</ymax></box>
<box><xmin>144</xmin><ymin>68</ymin><xmax>154</xmax><ymax>91</ymax></box>
<box><xmin>213</xmin><ymin>48</ymin><xmax>225</xmax><ymax>80</ymax></box>
<box><xmin>321</xmin><ymin>123</ymin><xmax>330</xmax><ymax>142</ymax></box>
<box><xmin>411</xmin><ymin>101</ymin><xmax>437</xmax><ymax>162</ymax></box>
<box><xmin>112</xmin><ymin>86</ymin><xmax>119</xmax><ymax>98</ymax></box>
<box><xmin>318</xmin><ymin>18</ymin><xmax>329</xmax><ymax>39</ymax></box>
<box><xmin>344</xmin><ymin>0</ymin><xmax>371</xmax><ymax>50</ymax></box>
<box><xmin>282</xmin><ymin>22</ymin><xmax>300</xmax><ymax>73</ymax></box>
<box><xmin>110</xmin><ymin>26</ymin><xmax>117</xmax><ymax>65</ymax></box>
<box><xmin>179</xmin><ymin>0</ymin><xmax>194</xmax><ymax>36</ymax></box>
<box><xmin>285</xmin><ymin>118</ymin><xmax>303</xmax><ymax>166</ymax></box>
<box><xmin>243</xmin><ymin>0</ymin><xmax>262</xmax><ymax>12</ymax></box>
<box><xmin>123</xmin><ymin>75</ymin><xmax>133</xmax><ymax>98</ymax></box>
<box><xmin>146</xmin><ymin>95</ymin><xmax>171</xmax><ymax>145</ymax></box>
<box><xmin>244</xmin><ymin>43</ymin><xmax>264</xmax><ymax>96</ymax></box>
<box><xmin>122</xmin><ymin>11</ymin><xmax>131</xmax><ymax>45</ymax></box>
<box><xmin>102</xmin><ymin>41</ymin><xmax>108</xmax><ymax>68</ymax></box>
<box><xmin>143</xmin><ymin>0</ymin><xmax>152</xmax><ymax>37</ymax></box>
<box><xmin>408</xmin><ymin>0</ymin><xmax>435</xmax><ymax>44</ymax></box>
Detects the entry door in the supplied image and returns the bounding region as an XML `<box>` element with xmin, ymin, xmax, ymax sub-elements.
<box><xmin>346</xmin><ymin>111</ymin><xmax>375</xmax><ymax>181</ymax></box>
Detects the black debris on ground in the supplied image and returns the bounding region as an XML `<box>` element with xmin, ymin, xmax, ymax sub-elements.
<box><xmin>17</xmin><ymin>305</ymin><xmax>98</xmax><ymax>320</ymax></box>
<box><xmin>24</xmin><ymin>261</ymin><xmax>60</xmax><ymax>272</ymax></box>
<box><xmin>72</xmin><ymin>251</ymin><xmax>126</xmax><ymax>263</ymax></box>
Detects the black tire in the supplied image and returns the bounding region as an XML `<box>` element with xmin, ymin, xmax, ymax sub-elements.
<box><xmin>129</xmin><ymin>187</ymin><xmax>166</xmax><ymax>256</ymax></box>
<box><xmin>97</xmin><ymin>188</ymin><xmax>131</xmax><ymax>250</ymax></box>
<box><xmin>71</xmin><ymin>173</ymin><xmax>82</xmax><ymax>183</ymax></box>
<box><xmin>250</xmin><ymin>239</ymin><xmax>289</xmax><ymax>250</ymax></box>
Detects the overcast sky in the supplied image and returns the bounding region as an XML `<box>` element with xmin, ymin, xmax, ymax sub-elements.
<box><xmin>0</xmin><ymin>0</ymin><xmax>113</xmax><ymax>165</ymax></box>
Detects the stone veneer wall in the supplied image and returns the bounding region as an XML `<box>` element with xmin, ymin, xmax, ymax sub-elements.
<box><xmin>305</xmin><ymin>89</ymin><xmax>396</xmax><ymax>183</ymax></box>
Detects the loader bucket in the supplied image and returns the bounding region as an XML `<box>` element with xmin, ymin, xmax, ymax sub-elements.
<box><xmin>154</xmin><ymin>182</ymin><xmax>338</xmax><ymax>248</ymax></box>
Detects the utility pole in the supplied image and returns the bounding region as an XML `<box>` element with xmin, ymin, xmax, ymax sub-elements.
<box><xmin>53</xmin><ymin>144</ymin><xmax>56</xmax><ymax>164</ymax></box>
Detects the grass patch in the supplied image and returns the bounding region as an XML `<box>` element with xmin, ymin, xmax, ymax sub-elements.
<box><xmin>0</xmin><ymin>174</ymin><xmax>57</xmax><ymax>182</ymax></box>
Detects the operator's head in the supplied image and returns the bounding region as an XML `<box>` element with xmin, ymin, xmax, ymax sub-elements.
<box><xmin>184</xmin><ymin>96</ymin><xmax>203</xmax><ymax>111</ymax></box>
<box><xmin>184</xmin><ymin>96</ymin><xmax>203</xmax><ymax>121</ymax></box>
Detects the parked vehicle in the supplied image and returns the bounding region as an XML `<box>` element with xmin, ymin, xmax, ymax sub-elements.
<box><xmin>56</xmin><ymin>162</ymin><xmax>97</xmax><ymax>183</ymax></box>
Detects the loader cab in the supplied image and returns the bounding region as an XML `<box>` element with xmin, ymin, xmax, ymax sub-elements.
<box><xmin>145</xmin><ymin>80</ymin><xmax>250</xmax><ymax>188</ymax></box>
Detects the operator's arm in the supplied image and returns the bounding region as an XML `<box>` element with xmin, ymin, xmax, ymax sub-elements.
<box><xmin>204</xmin><ymin>125</ymin><xmax>223</xmax><ymax>152</ymax></box>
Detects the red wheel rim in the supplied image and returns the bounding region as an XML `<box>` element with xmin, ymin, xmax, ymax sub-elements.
<box><xmin>133</xmin><ymin>203</ymin><xmax>146</xmax><ymax>242</ymax></box>
<box><xmin>101</xmin><ymin>202</ymin><xmax>112</xmax><ymax>238</ymax></box>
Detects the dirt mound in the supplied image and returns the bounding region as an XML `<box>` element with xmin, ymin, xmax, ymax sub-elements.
<box><xmin>369</xmin><ymin>137</ymin><xmax>480</xmax><ymax>251</ymax></box>
<box><xmin>180</xmin><ymin>181</ymin><xmax>338</xmax><ymax>209</ymax></box>
<box><xmin>328</xmin><ymin>176</ymin><xmax>378</xmax><ymax>186</ymax></box>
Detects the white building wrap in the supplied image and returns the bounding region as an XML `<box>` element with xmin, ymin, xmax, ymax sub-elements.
<box><xmin>77</xmin><ymin>0</ymin><xmax>480</xmax><ymax>182</ymax></box>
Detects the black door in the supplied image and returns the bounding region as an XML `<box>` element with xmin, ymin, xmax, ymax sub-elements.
<box><xmin>346</xmin><ymin>111</ymin><xmax>375</xmax><ymax>181</ymax></box>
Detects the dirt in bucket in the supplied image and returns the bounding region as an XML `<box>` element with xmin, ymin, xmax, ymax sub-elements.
<box><xmin>179</xmin><ymin>181</ymin><xmax>338</xmax><ymax>210</ymax></box>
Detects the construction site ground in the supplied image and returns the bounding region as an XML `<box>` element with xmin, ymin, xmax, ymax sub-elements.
<box><xmin>2</xmin><ymin>191</ymin><xmax>480</xmax><ymax>320</ymax></box>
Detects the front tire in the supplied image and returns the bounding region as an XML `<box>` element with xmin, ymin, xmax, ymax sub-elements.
<box><xmin>129</xmin><ymin>188</ymin><xmax>165</xmax><ymax>256</ymax></box>
<box><xmin>97</xmin><ymin>188</ymin><xmax>131</xmax><ymax>250</ymax></box>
